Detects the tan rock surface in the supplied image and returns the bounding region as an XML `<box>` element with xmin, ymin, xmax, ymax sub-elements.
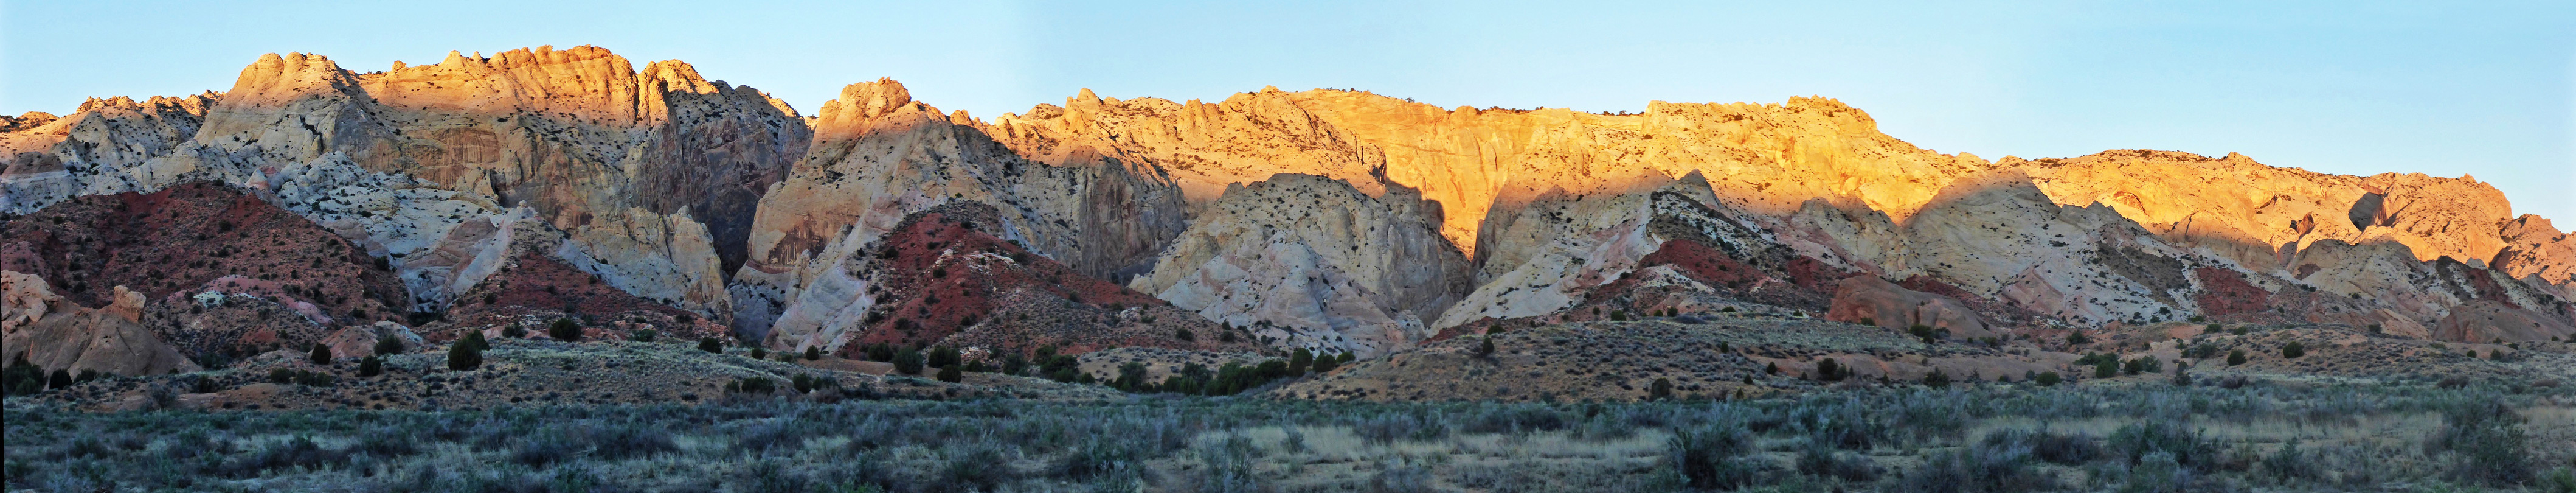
<box><xmin>1824</xmin><ymin>276</ymin><xmax>1993</xmax><ymax>339</ymax></box>
<box><xmin>1</xmin><ymin>281</ymin><xmax>199</xmax><ymax>376</ymax></box>
<box><xmin>1129</xmin><ymin>173</ymin><xmax>1471</xmax><ymax>356</ymax></box>
<box><xmin>2430</xmin><ymin>299</ymin><xmax>2576</xmax><ymax>344</ymax></box>
<box><xmin>731</xmin><ymin>79</ymin><xmax>1188</xmax><ymax>337</ymax></box>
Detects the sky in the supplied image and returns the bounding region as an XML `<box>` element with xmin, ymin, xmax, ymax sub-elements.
<box><xmin>5</xmin><ymin>1</ymin><xmax>2572</xmax><ymax>222</ymax></box>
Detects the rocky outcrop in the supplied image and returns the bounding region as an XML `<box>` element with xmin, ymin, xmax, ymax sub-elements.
<box><xmin>1824</xmin><ymin>276</ymin><xmax>1992</xmax><ymax>339</ymax></box>
<box><xmin>1</xmin><ymin>183</ymin><xmax>407</xmax><ymax>323</ymax></box>
<box><xmin>316</xmin><ymin>321</ymin><xmax>424</xmax><ymax>360</ymax></box>
<box><xmin>732</xmin><ymin>79</ymin><xmax>1189</xmax><ymax>337</ymax></box>
<box><xmin>1129</xmin><ymin>173</ymin><xmax>1471</xmax><ymax>356</ymax></box>
<box><xmin>2</xmin><ymin>94</ymin><xmax>216</xmax><ymax>212</ymax></box>
<box><xmin>6</xmin><ymin>47</ymin><xmax>803</xmax><ymax>320</ymax></box>
<box><xmin>0</xmin><ymin>276</ymin><xmax>199</xmax><ymax>376</ymax></box>
<box><xmin>766</xmin><ymin>201</ymin><xmax>1254</xmax><ymax>357</ymax></box>
<box><xmin>2431</xmin><ymin>299</ymin><xmax>2576</xmax><ymax>343</ymax></box>
<box><xmin>2495</xmin><ymin>215</ymin><xmax>2574</xmax><ymax>297</ymax></box>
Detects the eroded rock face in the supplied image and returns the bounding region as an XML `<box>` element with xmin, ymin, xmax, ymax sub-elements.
<box><xmin>2432</xmin><ymin>299</ymin><xmax>2576</xmax><ymax>343</ymax></box>
<box><xmin>1130</xmin><ymin>173</ymin><xmax>1471</xmax><ymax>356</ymax></box>
<box><xmin>732</xmin><ymin>79</ymin><xmax>1189</xmax><ymax>337</ymax></box>
<box><xmin>764</xmin><ymin>201</ymin><xmax>1254</xmax><ymax>357</ymax></box>
<box><xmin>5</xmin><ymin>47</ymin><xmax>802</xmax><ymax>320</ymax></box>
<box><xmin>0</xmin><ymin>278</ymin><xmax>199</xmax><ymax>377</ymax></box>
<box><xmin>1</xmin><ymin>183</ymin><xmax>407</xmax><ymax>324</ymax></box>
<box><xmin>1</xmin><ymin>95</ymin><xmax>216</xmax><ymax>211</ymax></box>
<box><xmin>1824</xmin><ymin>276</ymin><xmax>1992</xmax><ymax>339</ymax></box>
<box><xmin>2496</xmin><ymin>215</ymin><xmax>2575</xmax><ymax>297</ymax></box>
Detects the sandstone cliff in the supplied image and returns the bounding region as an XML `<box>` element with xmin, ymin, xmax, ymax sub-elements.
<box><xmin>1128</xmin><ymin>173</ymin><xmax>1472</xmax><ymax>356</ymax></box>
<box><xmin>731</xmin><ymin>79</ymin><xmax>1189</xmax><ymax>338</ymax></box>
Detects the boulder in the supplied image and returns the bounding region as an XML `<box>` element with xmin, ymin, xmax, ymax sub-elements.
<box><xmin>1825</xmin><ymin>276</ymin><xmax>1993</xmax><ymax>339</ymax></box>
<box><xmin>2432</xmin><ymin>299</ymin><xmax>2576</xmax><ymax>344</ymax></box>
<box><xmin>1</xmin><ymin>281</ymin><xmax>200</xmax><ymax>376</ymax></box>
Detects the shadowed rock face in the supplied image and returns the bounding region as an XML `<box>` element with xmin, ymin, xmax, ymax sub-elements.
<box><xmin>2432</xmin><ymin>299</ymin><xmax>2576</xmax><ymax>344</ymax></box>
<box><xmin>763</xmin><ymin>201</ymin><xmax>1256</xmax><ymax>357</ymax></box>
<box><xmin>1129</xmin><ymin>173</ymin><xmax>1471</xmax><ymax>357</ymax></box>
<box><xmin>730</xmin><ymin>79</ymin><xmax>1190</xmax><ymax>337</ymax></box>
<box><xmin>1825</xmin><ymin>276</ymin><xmax>1992</xmax><ymax>339</ymax></box>
<box><xmin>1</xmin><ymin>274</ymin><xmax>199</xmax><ymax>377</ymax></box>
<box><xmin>1</xmin><ymin>183</ymin><xmax>406</xmax><ymax>324</ymax></box>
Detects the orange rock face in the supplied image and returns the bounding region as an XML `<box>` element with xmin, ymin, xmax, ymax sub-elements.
<box><xmin>1825</xmin><ymin>276</ymin><xmax>1993</xmax><ymax>340</ymax></box>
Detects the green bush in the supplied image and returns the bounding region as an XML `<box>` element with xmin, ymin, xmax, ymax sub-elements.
<box><xmin>549</xmin><ymin>318</ymin><xmax>581</xmax><ymax>341</ymax></box>
<box><xmin>2281</xmin><ymin>341</ymin><xmax>2305</xmax><ymax>359</ymax></box>
<box><xmin>373</xmin><ymin>335</ymin><xmax>404</xmax><ymax>355</ymax></box>
<box><xmin>805</xmin><ymin>346</ymin><xmax>822</xmax><ymax>361</ymax></box>
<box><xmin>1175</xmin><ymin>328</ymin><xmax>1196</xmax><ymax>342</ymax></box>
<box><xmin>2034</xmin><ymin>371</ymin><xmax>2063</xmax><ymax>386</ymax></box>
<box><xmin>1649</xmin><ymin>377</ymin><xmax>1674</xmax><ymax>400</ymax></box>
<box><xmin>358</xmin><ymin>356</ymin><xmax>383</xmax><ymax>377</ymax></box>
<box><xmin>448</xmin><ymin>335</ymin><xmax>484</xmax><ymax>371</ymax></box>
<box><xmin>2227</xmin><ymin>349</ymin><xmax>2246</xmax><ymax>366</ymax></box>
<box><xmin>1288</xmin><ymin>348</ymin><xmax>1314</xmax><ymax>374</ymax></box>
<box><xmin>1923</xmin><ymin>369</ymin><xmax>1952</xmax><ymax>388</ymax></box>
<box><xmin>631</xmin><ymin>329</ymin><xmax>657</xmax><ymax>343</ymax></box>
<box><xmin>502</xmin><ymin>323</ymin><xmax>527</xmax><ymax>338</ymax></box>
<box><xmin>894</xmin><ymin>348</ymin><xmax>924</xmax><ymax>376</ymax></box>
<box><xmin>309</xmin><ymin>343</ymin><xmax>333</xmax><ymax>365</ymax></box>
<box><xmin>750</xmin><ymin>347</ymin><xmax>767</xmax><ymax>360</ymax></box>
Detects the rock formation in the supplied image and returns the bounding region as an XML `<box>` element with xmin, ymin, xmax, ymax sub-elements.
<box><xmin>0</xmin><ymin>275</ymin><xmax>199</xmax><ymax>376</ymax></box>
<box><xmin>1129</xmin><ymin>173</ymin><xmax>1472</xmax><ymax>356</ymax></box>
<box><xmin>731</xmin><ymin>79</ymin><xmax>1189</xmax><ymax>338</ymax></box>
<box><xmin>1824</xmin><ymin>276</ymin><xmax>1992</xmax><ymax>338</ymax></box>
<box><xmin>766</xmin><ymin>201</ymin><xmax>1255</xmax><ymax>357</ymax></box>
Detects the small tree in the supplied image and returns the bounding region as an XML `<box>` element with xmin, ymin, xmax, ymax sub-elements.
<box><xmin>1175</xmin><ymin>328</ymin><xmax>1196</xmax><ymax>342</ymax></box>
<box><xmin>699</xmin><ymin>337</ymin><xmax>723</xmax><ymax>354</ymax></box>
<box><xmin>2094</xmin><ymin>358</ymin><xmax>2119</xmax><ymax>379</ymax></box>
<box><xmin>502</xmin><ymin>323</ymin><xmax>527</xmax><ymax>338</ymax></box>
<box><xmin>448</xmin><ymin>339</ymin><xmax>483</xmax><ymax>371</ymax></box>
<box><xmin>373</xmin><ymin>335</ymin><xmax>405</xmax><ymax>355</ymax></box>
<box><xmin>48</xmin><ymin>368</ymin><xmax>73</xmax><ymax>390</ymax></box>
<box><xmin>310</xmin><ymin>343</ymin><xmax>334</xmax><ymax>365</ymax></box>
<box><xmin>2034</xmin><ymin>371</ymin><xmax>2063</xmax><ymax>386</ymax></box>
<box><xmin>1311</xmin><ymin>354</ymin><xmax>1339</xmax><ymax>374</ymax></box>
<box><xmin>358</xmin><ymin>355</ymin><xmax>383</xmax><ymax>377</ymax></box>
<box><xmin>805</xmin><ymin>346</ymin><xmax>822</xmax><ymax>361</ymax></box>
<box><xmin>1476</xmin><ymin>337</ymin><xmax>1497</xmax><ymax>357</ymax></box>
<box><xmin>937</xmin><ymin>365</ymin><xmax>963</xmax><ymax>383</ymax></box>
<box><xmin>548</xmin><ymin>318</ymin><xmax>582</xmax><ymax>341</ymax></box>
<box><xmin>1649</xmin><ymin>377</ymin><xmax>1675</xmax><ymax>400</ymax></box>
<box><xmin>894</xmin><ymin>348</ymin><xmax>925</xmax><ymax>376</ymax></box>
<box><xmin>750</xmin><ymin>347</ymin><xmax>767</xmax><ymax>360</ymax></box>
<box><xmin>2227</xmin><ymin>349</ymin><xmax>2248</xmax><ymax>366</ymax></box>
<box><xmin>1923</xmin><ymin>369</ymin><xmax>1952</xmax><ymax>388</ymax></box>
<box><xmin>1288</xmin><ymin>348</ymin><xmax>1314</xmax><ymax>374</ymax></box>
<box><xmin>2281</xmin><ymin>341</ymin><xmax>2305</xmax><ymax>359</ymax></box>
<box><xmin>1910</xmin><ymin>324</ymin><xmax>1940</xmax><ymax>344</ymax></box>
<box><xmin>2066</xmin><ymin>331</ymin><xmax>2092</xmax><ymax>345</ymax></box>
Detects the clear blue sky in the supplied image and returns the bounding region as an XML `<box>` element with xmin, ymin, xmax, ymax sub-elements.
<box><xmin>7</xmin><ymin>1</ymin><xmax>2572</xmax><ymax>223</ymax></box>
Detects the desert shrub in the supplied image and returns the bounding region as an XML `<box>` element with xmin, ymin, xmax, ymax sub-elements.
<box><xmin>2034</xmin><ymin>372</ymin><xmax>2063</xmax><ymax>386</ymax></box>
<box><xmin>805</xmin><ymin>346</ymin><xmax>822</xmax><ymax>361</ymax></box>
<box><xmin>2427</xmin><ymin>397</ymin><xmax>2532</xmax><ymax>486</ymax></box>
<box><xmin>927</xmin><ymin>346</ymin><xmax>960</xmax><ymax>369</ymax></box>
<box><xmin>1815</xmin><ymin>358</ymin><xmax>1849</xmax><ymax>381</ymax></box>
<box><xmin>750</xmin><ymin>347</ymin><xmax>767</xmax><ymax>360</ymax></box>
<box><xmin>699</xmin><ymin>337</ymin><xmax>724</xmax><ymax>353</ymax></box>
<box><xmin>937</xmin><ymin>365</ymin><xmax>962</xmax><ymax>383</ymax></box>
<box><xmin>2095</xmin><ymin>358</ymin><xmax>2119</xmax><ymax>379</ymax></box>
<box><xmin>2108</xmin><ymin>419</ymin><xmax>2215</xmax><ymax>472</ymax></box>
<box><xmin>2227</xmin><ymin>349</ymin><xmax>2246</xmax><ymax>366</ymax></box>
<box><xmin>1984</xmin><ymin>427</ymin><xmax>2100</xmax><ymax>464</ymax></box>
<box><xmin>309</xmin><ymin>343</ymin><xmax>333</xmax><ymax>365</ymax></box>
<box><xmin>2067</xmin><ymin>330</ymin><xmax>2092</xmax><ymax>344</ymax></box>
<box><xmin>1796</xmin><ymin>441</ymin><xmax>1878</xmax><ymax>482</ymax></box>
<box><xmin>893</xmin><ymin>349</ymin><xmax>924</xmax><ymax>376</ymax></box>
<box><xmin>1288</xmin><ymin>348</ymin><xmax>1314</xmax><ymax>374</ymax></box>
<box><xmin>1923</xmin><ymin>369</ymin><xmax>1951</xmax><ymax>388</ymax></box>
<box><xmin>2260</xmin><ymin>438</ymin><xmax>2318</xmax><ymax>483</ymax></box>
<box><xmin>358</xmin><ymin>355</ymin><xmax>383</xmax><ymax>377</ymax></box>
<box><xmin>2121</xmin><ymin>451</ymin><xmax>2194</xmax><ymax>493</ymax></box>
<box><xmin>1650</xmin><ymin>377</ymin><xmax>1675</xmax><ymax>400</ymax></box>
<box><xmin>590</xmin><ymin>425</ymin><xmax>679</xmax><ymax>460</ymax></box>
<box><xmin>502</xmin><ymin>323</ymin><xmax>527</xmax><ymax>338</ymax></box>
<box><xmin>631</xmin><ymin>329</ymin><xmax>657</xmax><ymax>343</ymax></box>
<box><xmin>1312</xmin><ymin>354</ymin><xmax>1340</xmax><ymax>374</ymax></box>
<box><xmin>1669</xmin><ymin>425</ymin><xmax>1759</xmax><ymax>490</ymax></box>
<box><xmin>373</xmin><ymin>335</ymin><xmax>405</xmax><ymax>355</ymax></box>
<box><xmin>218</xmin><ymin>436</ymin><xmax>344</xmax><ymax>478</ymax></box>
<box><xmin>2281</xmin><ymin>341</ymin><xmax>2305</xmax><ymax>359</ymax></box>
<box><xmin>447</xmin><ymin>338</ymin><xmax>483</xmax><ymax>371</ymax></box>
<box><xmin>1175</xmin><ymin>327</ymin><xmax>1196</xmax><ymax>341</ymax></box>
<box><xmin>1897</xmin><ymin>443</ymin><xmax>2048</xmax><ymax>493</ymax></box>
